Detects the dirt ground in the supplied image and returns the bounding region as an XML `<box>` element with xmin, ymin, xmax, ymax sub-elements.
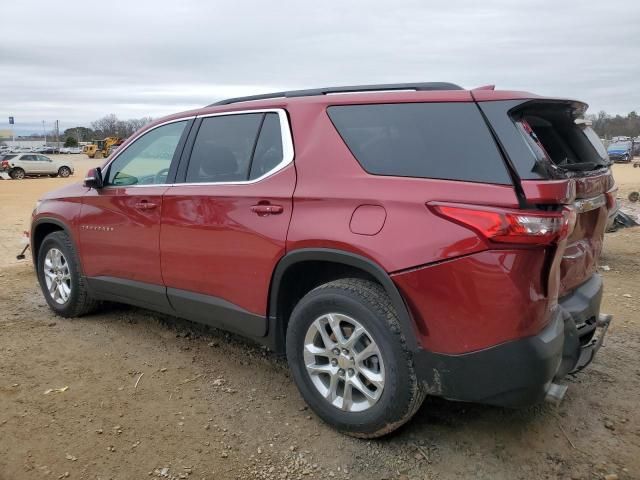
<box><xmin>1</xmin><ymin>157</ymin><xmax>639</xmax><ymax>480</ymax></box>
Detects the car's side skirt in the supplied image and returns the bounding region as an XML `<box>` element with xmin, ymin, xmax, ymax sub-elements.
<box><xmin>86</xmin><ymin>276</ymin><xmax>267</xmax><ymax>338</ymax></box>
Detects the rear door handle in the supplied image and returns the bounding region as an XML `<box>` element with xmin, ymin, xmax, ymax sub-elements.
<box><xmin>251</xmin><ymin>204</ymin><xmax>284</xmax><ymax>216</ymax></box>
<box><xmin>134</xmin><ymin>200</ymin><xmax>158</xmax><ymax>210</ymax></box>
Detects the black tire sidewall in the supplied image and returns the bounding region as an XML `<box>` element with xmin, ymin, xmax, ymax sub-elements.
<box><xmin>37</xmin><ymin>233</ymin><xmax>83</xmax><ymax>316</ymax></box>
<box><xmin>286</xmin><ymin>286</ymin><xmax>414</xmax><ymax>435</ymax></box>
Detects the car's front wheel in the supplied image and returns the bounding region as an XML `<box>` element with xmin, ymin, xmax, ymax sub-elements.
<box><xmin>286</xmin><ymin>278</ymin><xmax>426</xmax><ymax>438</ymax></box>
<box><xmin>58</xmin><ymin>166</ymin><xmax>71</xmax><ymax>177</ymax></box>
<box><xmin>37</xmin><ymin>231</ymin><xmax>97</xmax><ymax>317</ymax></box>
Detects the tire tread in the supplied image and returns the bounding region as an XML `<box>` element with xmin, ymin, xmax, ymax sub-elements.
<box><xmin>303</xmin><ymin>278</ymin><xmax>426</xmax><ymax>438</ymax></box>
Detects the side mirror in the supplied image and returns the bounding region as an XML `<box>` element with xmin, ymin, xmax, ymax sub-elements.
<box><xmin>84</xmin><ymin>167</ymin><xmax>104</xmax><ymax>189</ymax></box>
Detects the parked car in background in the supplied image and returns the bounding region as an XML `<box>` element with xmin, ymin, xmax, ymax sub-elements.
<box><xmin>607</xmin><ymin>141</ymin><xmax>633</xmax><ymax>162</ymax></box>
<box><xmin>60</xmin><ymin>146</ymin><xmax>83</xmax><ymax>154</ymax></box>
<box><xmin>1</xmin><ymin>153</ymin><xmax>73</xmax><ymax>179</ymax></box>
<box><xmin>30</xmin><ymin>82</ymin><xmax>614</xmax><ymax>437</ymax></box>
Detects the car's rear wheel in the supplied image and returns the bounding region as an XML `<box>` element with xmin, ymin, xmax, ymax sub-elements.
<box><xmin>10</xmin><ymin>167</ymin><xmax>25</xmax><ymax>179</ymax></box>
<box><xmin>286</xmin><ymin>278</ymin><xmax>426</xmax><ymax>438</ymax></box>
<box><xmin>58</xmin><ymin>166</ymin><xmax>71</xmax><ymax>178</ymax></box>
<box><xmin>37</xmin><ymin>231</ymin><xmax>97</xmax><ymax>317</ymax></box>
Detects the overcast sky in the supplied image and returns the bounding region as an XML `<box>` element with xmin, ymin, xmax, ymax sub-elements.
<box><xmin>2</xmin><ymin>0</ymin><xmax>639</xmax><ymax>135</ymax></box>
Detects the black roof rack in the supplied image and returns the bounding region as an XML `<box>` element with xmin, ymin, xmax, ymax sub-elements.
<box><xmin>209</xmin><ymin>82</ymin><xmax>463</xmax><ymax>106</ymax></box>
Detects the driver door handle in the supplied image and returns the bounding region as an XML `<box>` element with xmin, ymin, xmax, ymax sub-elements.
<box><xmin>134</xmin><ymin>200</ymin><xmax>158</xmax><ymax>210</ymax></box>
<box><xmin>251</xmin><ymin>204</ymin><xmax>283</xmax><ymax>216</ymax></box>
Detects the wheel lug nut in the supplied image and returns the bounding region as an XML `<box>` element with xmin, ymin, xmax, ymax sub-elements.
<box><xmin>342</xmin><ymin>349</ymin><xmax>349</xmax><ymax>355</ymax></box>
<box><xmin>338</xmin><ymin>368</ymin><xmax>345</xmax><ymax>376</ymax></box>
<box><xmin>331</xmin><ymin>359</ymin><xmax>338</xmax><ymax>367</ymax></box>
<box><xmin>348</xmin><ymin>368</ymin><xmax>354</xmax><ymax>376</ymax></box>
<box><xmin>332</xmin><ymin>348</ymin><xmax>340</xmax><ymax>355</ymax></box>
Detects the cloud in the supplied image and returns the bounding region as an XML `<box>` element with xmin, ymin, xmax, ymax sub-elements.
<box><xmin>1</xmin><ymin>0</ymin><xmax>639</xmax><ymax>134</ymax></box>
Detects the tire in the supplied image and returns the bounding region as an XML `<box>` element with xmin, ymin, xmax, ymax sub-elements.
<box><xmin>286</xmin><ymin>278</ymin><xmax>426</xmax><ymax>438</ymax></box>
<box><xmin>58</xmin><ymin>166</ymin><xmax>71</xmax><ymax>178</ymax></box>
<box><xmin>623</xmin><ymin>154</ymin><xmax>630</xmax><ymax>163</ymax></box>
<box><xmin>36</xmin><ymin>231</ymin><xmax>97</xmax><ymax>317</ymax></box>
<box><xmin>10</xmin><ymin>167</ymin><xmax>25</xmax><ymax>180</ymax></box>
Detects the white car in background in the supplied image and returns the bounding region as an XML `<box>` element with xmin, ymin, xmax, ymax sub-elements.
<box><xmin>59</xmin><ymin>146</ymin><xmax>83</xmax><ymax>154</ymax></box>
<box><xmin>0</xmin><ymin>153</ymin><xmax>74</xmax><ymax>179</ymax></box>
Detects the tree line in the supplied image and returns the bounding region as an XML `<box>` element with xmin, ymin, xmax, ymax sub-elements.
<box><xmin>63</xmin><ymin>114</ymin><xmax>153</xmax><ymax>147</ymax></box>
<box><xmin>55</xmin><ymin>110</ymin><xmax>640</xmax><ymax>147</ymax></box>
<box><xmin>588</xmin><ymin>111</ymin><xmax>640</xmax><ymax>139</ymax></box>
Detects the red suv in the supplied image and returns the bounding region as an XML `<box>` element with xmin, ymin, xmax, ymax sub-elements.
<box><xmin>31</xmin><ymin>83</ymin><xmax>614</xmax><ymax>437</ymax></box>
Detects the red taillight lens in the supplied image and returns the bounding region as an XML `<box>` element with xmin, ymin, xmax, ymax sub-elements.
<box><xmin>429</xmin><ymin>203</ymin><xmax>576</xmax><ymax>245</ymax></box>
<box><xmin>1</xmin><ymin>160</ymin><xmax>8</xmax><ymax>168</ymax></box>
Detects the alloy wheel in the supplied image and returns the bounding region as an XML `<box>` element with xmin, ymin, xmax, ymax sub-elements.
<box><xmin>303</xmin><ymin>313</ymin><xmax>385</xmax><ymax>412</ymax></box>
<box><xmin>43</xmin><ymin>248</ymin><xmax>72</xmax><ymax>305</ymax></box>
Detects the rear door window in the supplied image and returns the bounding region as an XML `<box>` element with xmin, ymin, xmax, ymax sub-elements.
<box><xmin>185</xmin><ymin>112</ymin><xmax>287</xmax><ymax>183</ymax></box>
<box><xmin>249</xmin><ymin>113</ymin><xmax>283</xmax><ymax>180</ymax></box>
<box><xmin>186</xmin><ymin>114</ymin><xmax>263</xmax><ymax>183</ymax></box>
<box><xmin>327</xmin><ymin>103</ymin><xmax>511</xmax><ymax>184</ymax></box>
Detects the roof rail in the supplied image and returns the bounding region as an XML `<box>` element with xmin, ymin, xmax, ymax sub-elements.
<box><xmin>209</xmin><ymin>82</ymin><xmax>463</xmax><ymax>106</ymax></box>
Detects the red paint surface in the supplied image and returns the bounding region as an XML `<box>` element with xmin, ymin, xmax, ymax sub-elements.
<box><xmin>392</xmin><ymin>249</ymin><xmax>551</xmax><ymax>354</ymax></box>
<box><xmin>78</xmin><ymin>186</ymin><xmax>168</xmax><ymax>284</ymax></box>
<box><xmin>349</xmin><ymin>205</ymin><xmax>387</xmax><ymax>236</ymax></box>
<box><xmin>160</xmin><ymin>166</ymin><xmax>295</xmax><ymax>315</ymax></box>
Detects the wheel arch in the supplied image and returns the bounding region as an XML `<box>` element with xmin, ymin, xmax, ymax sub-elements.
<box><xmin>267</xmin><ymin>248</ymin><xmax>418</xmax><ymax>353</ymax></box>
<box><xmin>31</xmin><ymin>218</ymin><xmax>76</xmax><ymax>270</ymax></box>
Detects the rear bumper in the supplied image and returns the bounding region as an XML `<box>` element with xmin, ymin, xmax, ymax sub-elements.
<box><xmin>413</xmin><ymin>274</ymin><xmax>609</xmax><ymax>407</ymax></box>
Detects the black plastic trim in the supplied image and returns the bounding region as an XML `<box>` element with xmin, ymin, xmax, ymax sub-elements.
<box><xmin>267</xmin><ymin>248</ymin><xmax>418</xmax><ymax>353</ymax></box>
<box><xmin>412</xmin><ymin>273</ymin><xmax>605</xmax><ymax>407</ymax></box>
<box><xmin>210</xmin><ymin>82</ymin><xmax>463</xmax><ymax>106</ymax></box>
<box><xmin>471</xmin><ymin>97</ymin><xmax>526</xmax><ymax>207</ymax></box>
<box><xmin>85</xmin><ymin>276</ymin><xmax>268</xmax><ymax>339</ymax></box>
<box><xmin>31</xmin><ymin>217</ymin><xmax>75</xmax><ymax>269</ymax></box>
<box><xmin>167</xmin><ymin>287</ymin><xmax>267</xmax><ymax>337</ymax></box>
<box><xmin>86</xmin><ymin>276</ymin><xmax>174</xmax><ymax>314</ymax></box>
<box><xmin>175</xmin><ymin>117</ymin><xmax>202</xmax><ymax>183</ymax></box>
<box><xmin>414</xmin><ymin>311</ymin><xmax>565</xmax><ymax>407</ymax></box>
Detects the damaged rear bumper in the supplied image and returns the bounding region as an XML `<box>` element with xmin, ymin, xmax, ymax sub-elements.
<box><xmin>413</xmin><ymin>274</ymin><xmax>610</xmax><ymax>407</ymax></box>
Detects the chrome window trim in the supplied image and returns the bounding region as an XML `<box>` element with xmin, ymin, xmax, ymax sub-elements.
<box><xmin>100</xmin><ymin>109</ymin><xmax>294</xmax><ymax>189</ymax></box>
<box><xmin>178</xmin><ymin>108</ymin><xmax>294</xmax><ymax>186</ymax></box>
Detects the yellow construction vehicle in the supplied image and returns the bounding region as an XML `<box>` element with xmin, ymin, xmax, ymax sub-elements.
<box><xmin>83</xmin><ymin>137</ymin><xmax>124</xmax><ymax>159</ymax></box>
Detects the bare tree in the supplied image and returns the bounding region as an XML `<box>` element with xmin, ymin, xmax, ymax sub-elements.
<box><xmin>91</xmin><ymin>114</ymin><xmax>153</xmax><ymax>139</ymax></box>
<box><xmin>91</xmin><ymin>114</ymin><xmax>120</xmax><ymax>138</ymax></box>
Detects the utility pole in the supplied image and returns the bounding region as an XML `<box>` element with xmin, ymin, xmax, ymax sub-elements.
<box><xmin>9</xmin><ymin>116</ymin><xmax>15</xmax><ymax>145</ymax></box>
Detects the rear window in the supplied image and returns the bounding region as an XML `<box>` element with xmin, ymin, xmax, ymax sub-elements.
<box><xmin>327</xmin><ymin>103</ymin><xmax>511</xmax><ymax>184</ymax></box>
<box><xmin>513</xmin><ymin>103</ymin><xmax>609</xmax><ymax>174</ymax></box>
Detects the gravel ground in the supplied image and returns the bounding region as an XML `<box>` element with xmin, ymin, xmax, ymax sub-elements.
<box><xmin>1</xmin><ymin>157</ymin><xmax>639</xmax><ymax>479</ymax></box>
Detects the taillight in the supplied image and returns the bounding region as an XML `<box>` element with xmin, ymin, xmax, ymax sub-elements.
<box><xmin>1</xmin><ymin>160</ymin><xmax>8</xmax><ymax>168</ymax></box>
<box><xmin>429</xmin><ymin>203</ymin><xmax>576</xmax><ymax>245</ymax></box>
